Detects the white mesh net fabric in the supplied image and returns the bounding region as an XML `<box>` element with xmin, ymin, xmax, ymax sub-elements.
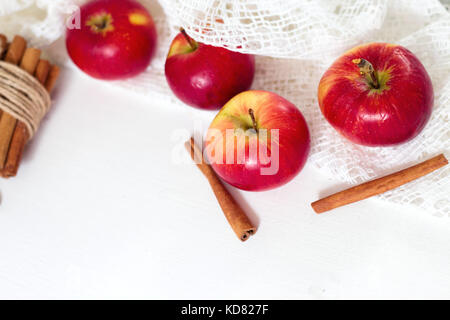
<box><xmin>0</xmin><ymin>0</ymin><xmax>449</xmax><ymax>216</ymax></box>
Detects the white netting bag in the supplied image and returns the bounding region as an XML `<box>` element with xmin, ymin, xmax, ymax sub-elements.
<box><xmin>0</xmin><ymin>0</ymin><xmax>449</xmax><ymax>216</ymax></box>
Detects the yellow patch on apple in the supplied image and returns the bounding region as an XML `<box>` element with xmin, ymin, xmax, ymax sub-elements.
<box><xmin>129</xmin><ymin>13</ymin><xmax>150</xmax><ymax>26</ymax></box>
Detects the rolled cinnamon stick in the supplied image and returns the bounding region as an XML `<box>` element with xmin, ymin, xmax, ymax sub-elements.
<box><xmin>2</xmin><ymin>123</ymin><xmax>29</xmax><ymax>177</ymax></box>
<box><xmin>45</xmin><ymin>65</ymin><xmax>60</xmax><ymax>93</ymax></box>
<box><xmin>35</xmin><ymin>59</ymin><xmax>51</xmax><ymax>85</ymax></box>
<box><xmin>2</xmin><ymin>59</ymin><xmax>55</xmax><ymax>177</ymax></box>
<box><xmin>185</xmin><ymin>137</ymin><xmax>256</xmax><ymax>241</ymax></box>
<box><xmin>311</xmin><ymin>154</ymin><xmax>449</xmax><ymax>214</ymax></box>
<box><xmin>20</xmin><ymin>47</ymin><xmax>41</xmax><ymax>74</ymax></box>
<box><xmin>4</xmin><ymin>35</ymin><xmax>26</xmax><ymax>64</ymax></box>
<box><xmin>0</xmin><ymin>114</ymin><xmax>16</xmax><ymax>169</ymax></box>
<box><xmin>0</xmin><ymin>36</ymin><xmax>27</xmax><ymax>169</ymax></box>
<box><xmin>0</xmin><ymin>45</ymin><xmax>41</xmax><ymax>176</ymax></box>
<box><xmin>0</xmin><ymin>34</ymin><xmax>7</xmax><ymax>58</ymax></box>
<box><xmin>0</xmin><ymin>36</ymin><xmax>4</xmax><ymax>125</ymax></box>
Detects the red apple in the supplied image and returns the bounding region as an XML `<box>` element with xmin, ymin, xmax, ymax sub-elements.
<box><xmin>66</xmin><ymin>0</ymin><xmax>157</xmax><ymax>80</ymax></box>
<box><xmin>165</xmin><ymin>29</ymin><xmax>255</xmax><ymax>110</ymax></box>
<box><xmin>205</xmin><ymin>90</ymin><xmax>310</xmax><ymax>191</ymax></box>
<box><xmin>318</xmin><ymin>42</ymin><xmax>433</xmax><ymax>146</ymax></box>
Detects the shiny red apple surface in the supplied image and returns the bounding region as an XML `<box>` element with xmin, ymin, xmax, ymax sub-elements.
<box><xmin>165</xmin><ymin>30</ymin><xmax>255</xmax><ymax>110</ymax></box>
<box><xmin>66</xmin><ymin>0</ymin><xmax>157</xmax><ymax>80</ymax></box>
<box><xmin>206</xmin><ymin>90</ymin><xmax>310</xmax><ymax>191</ymax></box>
<box><xmin>318</xmin><ymin>43</ymin><xmax>433</xmax><ymax>146</ymax></box>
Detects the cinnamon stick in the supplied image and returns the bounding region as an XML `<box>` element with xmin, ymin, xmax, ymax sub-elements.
<box><xmin>0</xmin><ymin>115</ymin><xmax>17</xmax><ymax>169</ymax></box>
<box><xmin>0</xmin><ymin>36</ymin><xmax>27</xmax><ymax>169</ymax></box>
<box><xmin>35</xmin><ymin>59</ymin><xmax>50</xmax><ymax>85</ymax></box>
<box><xmin>185</xmin><ymin>137</ymin><xmax>256</xmax><ymax>241</ymax></box>
<box><xmin>20</xmin><ymin>47</ymin><xmax>41</xmax><ymax>74</ymax></box>
<box><xmin>0</xmin><ymin>46</ymin><xmax>41</xmax><ymax>176</ymax></box>
<box><xmin>0</xmin><ymin>37</ymin><xmax>60</xmax><ymax>177</ymax></box>
<box><xmin>2</xmin><ymin>123</ymin><xmax>28</xmax><ymax>177</ymax></box>
<box><xmin>45</xmin><ymin>65</ymin><xmax>60</xmax><ymax>93</ymax></box>
<box><xmin>0</xmin><ymin>34</ymin><xmax>7</xmax><ymax>59</ymax></box>
<box><xmin>311</xmin><ymin>154</ymin><xmax>449</xmax><ymax>214</ymax></box>
<box><xmin>2</xmin><ymin>59</ymin><xmax>54</xmax><ymax>177</ymax></box>
<box><xmin>0</xmin><ymin>35</ymin><xmax>4</xmax><ymax>127</ymax></box>
<box><xmin>4</xmin><ymin>35</ymin><xmax>26</xmax><ymax>64</ymax></box>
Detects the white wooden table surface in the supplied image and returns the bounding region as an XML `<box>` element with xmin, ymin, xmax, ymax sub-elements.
<box><xmin>0</xmin><ymin>69</ymin><xmax>449</xmax><ymax>299</ymax></box>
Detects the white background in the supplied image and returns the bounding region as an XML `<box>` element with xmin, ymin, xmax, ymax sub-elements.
<box><xmin>0</xmin><ymin>70</ymin><xmax>449</xmax><ymax>299</ymax></box>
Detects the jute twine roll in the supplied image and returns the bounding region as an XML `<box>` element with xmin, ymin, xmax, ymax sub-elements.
<box><xmin>0</xmin><ymin>60</ymin><xmax>51</xmax><ymax>138</ymax></box>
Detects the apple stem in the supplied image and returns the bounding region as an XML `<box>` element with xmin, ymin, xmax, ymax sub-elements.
<box><xmin>179</xmin><ymin>27</ymin><xmax>196</xmax><ymax>50</ymax></box>
<box><xmin>352</xmin><ymin>58</ymin><xmax>379</xmax><ymax>89</ymax></box>
<box><xmin>248</xmin><ymin>108</ymin><xmax>258</xmax><ymax>132</ymax></box>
